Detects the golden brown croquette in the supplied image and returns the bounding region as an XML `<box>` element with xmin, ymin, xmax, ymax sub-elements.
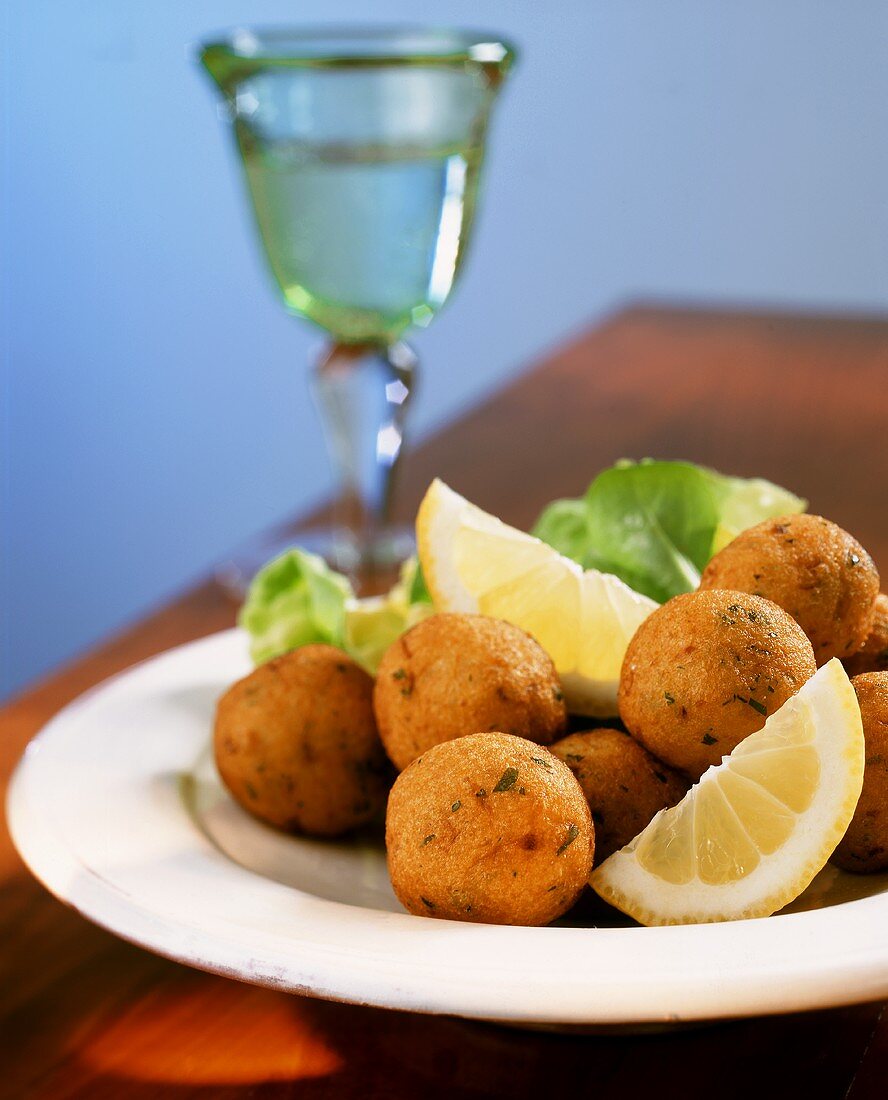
<box><xmin>214</xmin><ymin>645</ymin><xmax>391</xmax><ymax>836</ymax></box>
<box><xmin>385</xmin><ymin>732</ymin><xmax>593</xmax><ymax>925</ymax></box>
<box><xmin>831</xmin><ymin>672</ymin><xmax>888</xmax><ymax>873</ymax></box>
<box><xmin>844</xmin><ymin>594</ymin><xmax>888</xmax><ymax>677</ymax></box>
<box><xmin>374</xmin><ymin>613</ymin><xmax>567</xmax><ymax>772</ymax></box>
<box><xmin>699</xmin><ymin>514</ymin><xmax>879</xmax><ymax>665</ymax></box>
<box><xmin>618</xmin><ymin>590</ymin><xmax>816</xmax><ymax>779</ymax></box>
<box><xmin>550</xmin><ymin>729</ymin><xmax>688</xmax><ymax>864</ymax></box>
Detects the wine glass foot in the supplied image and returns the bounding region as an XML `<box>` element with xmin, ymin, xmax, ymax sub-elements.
<box><xmin>215</xmin><ymin>524</ymin><xmax>416</xmax><ymax>599</ymax></box>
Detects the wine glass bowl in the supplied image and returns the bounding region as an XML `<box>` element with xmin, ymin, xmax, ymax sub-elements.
<box><xmin>199</xmin><ymin>27</ymin><xmax>515</xmax><ymax>583</ymax></box>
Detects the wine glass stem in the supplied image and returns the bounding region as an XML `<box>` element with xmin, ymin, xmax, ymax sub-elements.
<box><xmin>311</xmin><ymin>340</ymin><xmax>417</xmax><ymax>571</ymax></box>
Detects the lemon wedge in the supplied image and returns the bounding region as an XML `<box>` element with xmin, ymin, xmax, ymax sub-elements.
<box><xmin>416</xmin><ymin>478</ymin><xmax>657</xmax><ymax>716</ymax></box>
<box><xmin>590</xmin><ymin>659</ymin><xmax>864</xmax><ymax>925</ymax></box>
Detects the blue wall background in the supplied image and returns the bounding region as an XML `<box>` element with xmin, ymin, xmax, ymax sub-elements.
<box><xmin>4</xmin><ymin>2</ymin><xmax>888</xmax><ymax>699</ymax></box>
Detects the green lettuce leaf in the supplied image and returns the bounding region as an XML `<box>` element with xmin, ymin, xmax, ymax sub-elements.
<box><xmin>238</xmin><ymin>548</ymin><xmax>353</xmax><ymax>665</ymax></box>
<box><xmin>533</xmin><ymin>460</ymin><xmax>805</xmax><ymax>604</ymax></box>
<box><xmin>708</xmin><ymin>475</ymin><xmax>807</xmax><ymax>555</ymax></box>
<box><xmin>406</xmin><ymin>558</ymin><xmax>433</xmax><ymax>605</ymax></box>
<box><xmin>239</xmin><ymin>550</ymin><xmax>432</xmax><ymax>672</ymax></box>
<box><xmin>343</xmin><ymin>557</ymin><xmax>434</xmax><ymax>673</ymax></box>
<box><xmin>529</xmin><ymin>498</ymin><xmax>593</xmax><ymax>563</ymax></box>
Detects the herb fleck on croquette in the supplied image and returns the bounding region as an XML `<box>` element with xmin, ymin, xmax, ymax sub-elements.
<box><xmin>493</xmin><ymin>767</ymin><xmax>519</xmax><ymax>792</ymax></box>
<box><xmin>556</xmin><ymin>824</ymin><xmax>581</xmax><ymax>855</ymax></box>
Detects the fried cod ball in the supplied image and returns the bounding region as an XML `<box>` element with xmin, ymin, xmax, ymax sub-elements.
<box><xmin>550</xmin><ymin>729</ymin><xmax>689</xmax><ymax>864</ymax></box>
<box><xmin>386</xmin><ymin>732</ymin><xmax>593</xmax><ymax>925</ymax></box>
<box><xmin>831</xmin><ymin>672</ymin><xmax>888</xmax><ymax>873</ymax></box>
<box><xmin>374</xmin><ymin>613</ymin><xmax>567</xmax><ymax>772</ymax></box>
<box><xmin>844</xmin><ymin>594</ymin><xmax>888</xmax><ymax>677</ymax></box>
<box><xmin>699</xmin><ymin>514</ymin><xmax>879</xmax><ymax>665</ymax></box>
<box><xmin>214</xmin><ymin>645</ymin><xmax>391</xmax><ymax>836</ymax></box>
<box><xmin>619</xmin><ymin>590</ymin><xmax>816</xmax><ymax>779</ymax></box>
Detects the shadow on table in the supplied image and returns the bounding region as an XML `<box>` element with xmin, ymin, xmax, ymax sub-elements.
<box><xmin>290</xmin><ymin>996</ymin><xmax>881</xmax><ymax>1100</ymax></box>
<box><xmin>68</xmin><ymin>992</ymin><xmax>884</xmax><ymax>1099</ymax></box>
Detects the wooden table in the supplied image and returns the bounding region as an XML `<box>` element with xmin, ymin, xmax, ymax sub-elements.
<box><xmin>3</xmin><ymin>306</ymin><xmax>888</xmax><ymax>1099</ymax></box>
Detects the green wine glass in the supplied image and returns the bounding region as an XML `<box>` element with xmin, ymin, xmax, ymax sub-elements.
<box><xmin>199</xmin><ymin>27</ymin><xmax>516</xmax><ymax>584</ymax></box>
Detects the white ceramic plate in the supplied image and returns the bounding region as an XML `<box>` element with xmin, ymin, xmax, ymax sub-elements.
<box><xmin>8</xmin><ymin>629</ymin><xmax>888</xmax><ymax>1027</ymax></box>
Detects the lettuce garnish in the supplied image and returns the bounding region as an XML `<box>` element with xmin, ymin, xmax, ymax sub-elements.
<box><xmin>238</xmin><ymin>549</ymin><xmax>432</xmax><ymax>671</ymax></box>
<box><xmin>238</xmin><ymin>547</ymin><xmax>353</xmax><ymax>666</ymax></box>
<box><xmin>533</xmin><ymin>460</ymin><xmax>805</xmax><ymax>603</ymax></box>
<box><xmin>343</xmin><ymin>557</ymin><xmax>433</xmax><ymax>673</ymax></box>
